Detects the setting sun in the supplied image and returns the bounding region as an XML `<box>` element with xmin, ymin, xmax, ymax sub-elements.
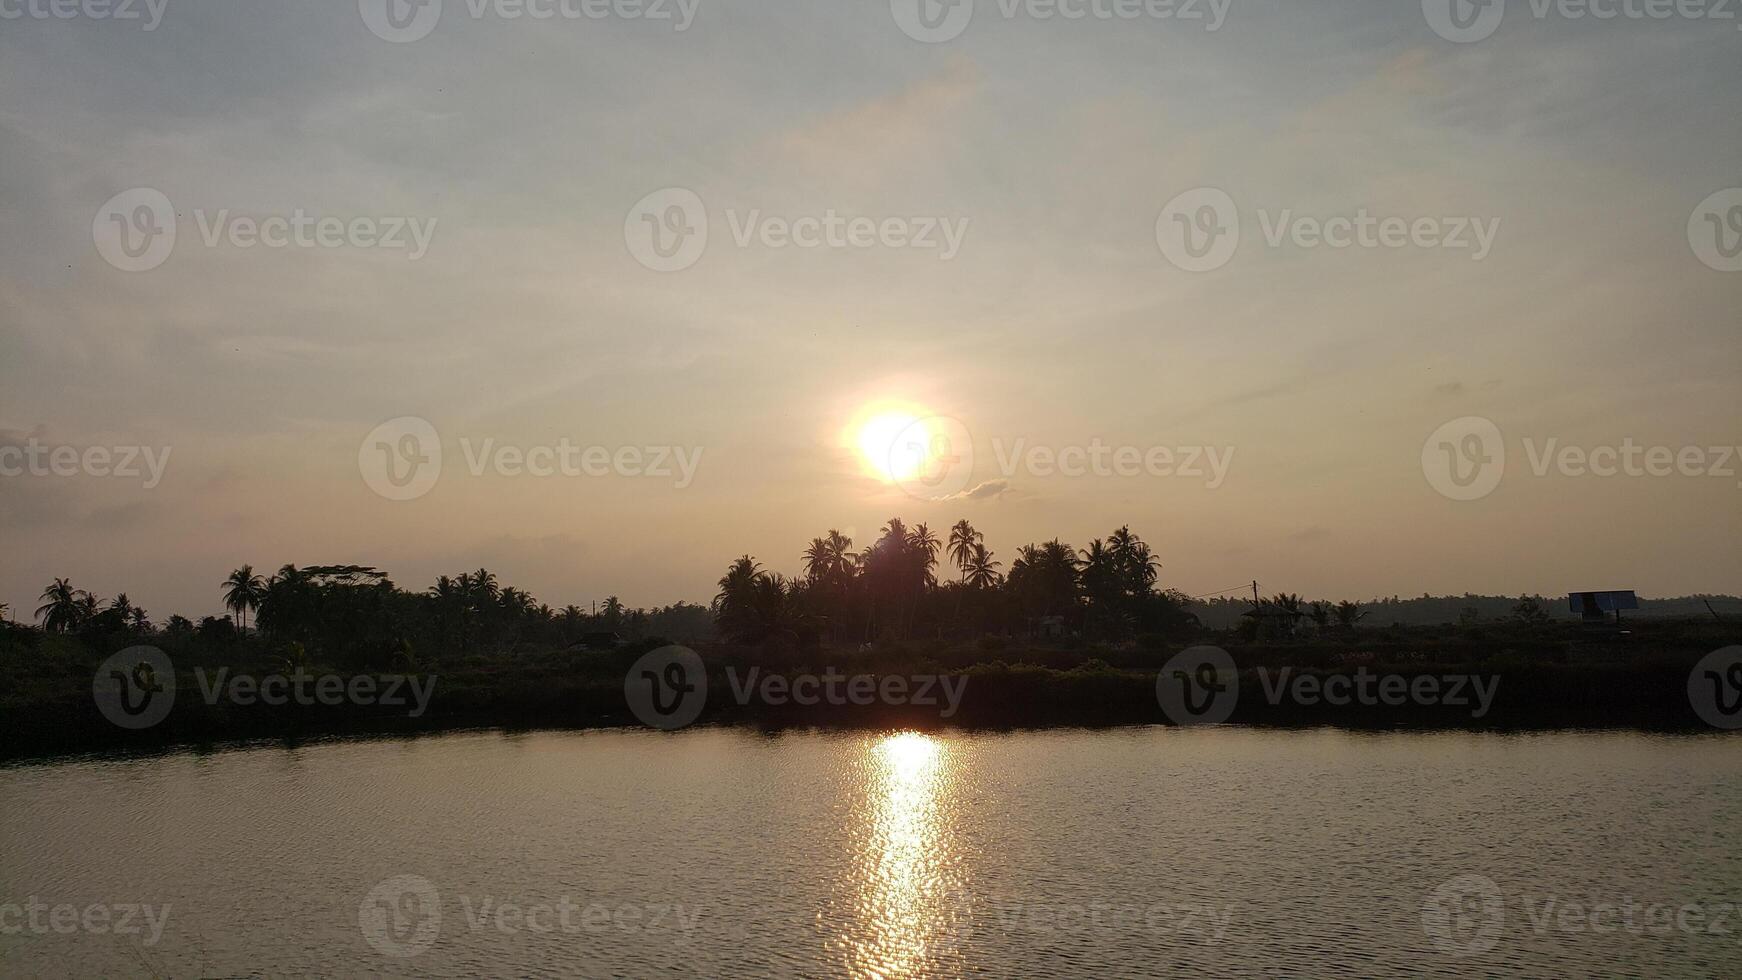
<box><xmin>856</xmin><ymin>410</ymin><xmax>926</xmax><ymax>483</ymax></box>
<box><xmin>850</xmin><ymin>403</ymin><xmax>947</xmax><ymax>483</ymax></box>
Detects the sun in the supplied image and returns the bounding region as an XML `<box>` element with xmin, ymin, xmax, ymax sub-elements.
<box><xmin>853</xmin><ymin>407</ymin><xmax>947</xmax><ymax>484</ymax></box>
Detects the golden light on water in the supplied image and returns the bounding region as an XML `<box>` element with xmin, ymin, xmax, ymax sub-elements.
<box><xmin>842</xmin><ymin>732</ymin><xmax>967</xmax><ymax>979</ymax></box>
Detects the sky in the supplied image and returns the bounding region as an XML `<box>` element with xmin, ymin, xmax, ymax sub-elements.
<box><xmin>1</xmin><ymin>0</ymin><xmax>1738</xmax><ymax>621</ymax></box>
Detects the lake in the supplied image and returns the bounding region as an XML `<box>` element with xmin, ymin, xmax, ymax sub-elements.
<box><xmin>3</xmin><ymin>728</ymin><xmax>1739</xmax><ymax>977</ymax></box>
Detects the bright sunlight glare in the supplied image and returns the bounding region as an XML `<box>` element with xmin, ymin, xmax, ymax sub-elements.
<box><xmin>853</xmin><ymin>408</ymin><xmax>946</xmax><ymax>484</ymax></box>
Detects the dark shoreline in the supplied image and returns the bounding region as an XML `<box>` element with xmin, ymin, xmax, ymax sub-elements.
<box><xmin>4</xmin><ymin>658</ymin><xmax>1734</xmax><ymax>764</ymax></box>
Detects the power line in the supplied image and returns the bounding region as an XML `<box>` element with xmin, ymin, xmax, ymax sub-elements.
<box><xmin>1188</xmin><ymin>584</ymin><xmax>1255</xmax><ymax>600</ymax></box>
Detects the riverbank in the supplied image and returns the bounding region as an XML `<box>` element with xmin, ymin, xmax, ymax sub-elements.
<box><xmin>3</xmin><ymin>617</ymin><xmax>1736</xmax><ymax>760</ymax></box>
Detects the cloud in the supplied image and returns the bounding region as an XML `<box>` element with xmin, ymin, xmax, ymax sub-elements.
<box><xmin>943</xmin><ymin>479</ymin><xmax>1011</xmax><ymax>502</ymax></box>
<box><xmin>774</xmin><ymin>56</ymin><xmax>980</xmax><ymax>176</ymax></box>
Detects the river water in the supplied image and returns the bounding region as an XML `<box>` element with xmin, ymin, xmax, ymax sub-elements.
<box><xmin>2</xmin><ymin>727</ymin><xmax>1739</xmax><ymax>977</ymax></box>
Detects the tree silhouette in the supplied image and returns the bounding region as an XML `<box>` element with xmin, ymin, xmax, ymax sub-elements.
<box><xmin>36</xmin><ymin>578</ymin><xmax>87</xmax><ymax>633</ymax></box>
<box><xmin>1333</xmin><ymin>600</ymin><xmax>1367</xmax><ymax>631</ymax></box>
<box><xmin>948</xmin><ymin>519</ymin><xmax>980</xmax><ymax>583</ymax></box>
<box><xmin>964</xmin><ymin>542</ymin><xmax>1001</xmax><ymax>590</ymax></box>
<box><xmin>222</xmin><ymin>566</ymin><xmax>267</xmax><ymax>634</ymax></box>
<box><xmin>601</xmin><ymin>595</ymin><xmax>625</xmax><ymax>629</ymax></box>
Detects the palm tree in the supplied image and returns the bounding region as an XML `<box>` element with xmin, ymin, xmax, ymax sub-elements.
<box><xmin>36</xmin><ymin>578</ymin><xmax>87</xmax><ymax>634</ymax></box>
<box><xmin>1008</xmin><ymin>540</ymin><xmax>1080</xmax><ymax>630</ymax></box>
<box><xmin>802</xmin><ymin>537</ymin><xmax>830</xmax><ymax>583</ymax></box>
<box><xmin>110</xmin><ymin>594</ymin><xmax>146</xmax><ymax>632</ymax></box>
<box><xmin>470</xmin><ymin>568</ymin><xmax>499</xmax><ymax>604</ymax></box>
<box><xmin>714</xmin><ymin>555</ymin><xmax>763</xmax><ymax>640</ymax></box>
<box><xmin>0</xmin><ymin>601</ymin><xmax>10</xmax><ymax>623</ymax></box>
<box><xmin>1333</xmin><ymin>600</ymin><xmax>1367</xmax><ymax>631</ymax></box>
<box><xmin>964</xmin><ymin>542</ymin><xmax>1002</xmax><ymax>589</ymax></box>
<box><xmin>600</xmin><ymin>595</ymin><xmax>624</xmax><ymax>628</ymax></box>
<box><xmin>948</xmin><ymin>519</ymin><xmax>980</xmax><ymax>582</ymax></box>
<box><xmin>560</xmin><ymin>604</ymin><xmax>584</xmax><ymax>639</ymax></box>
<box><xmin>1107</xmin><ymin>525</ymin><xmax>1159</xmax><ymax>596</ymax></box>
<box><xmin>1079</xmin><ymin>539</ymin><xmax>1117</xmax><ymax>635</ymax></box>
<box><xmin>222</xmin><ymin>566</ymin><xmax>267</xmax><ymax>634</ymax></box>
<box><xmin>427</xmin><ymin>575</ymin><xmax>466</xmax><ymax>652</ymax></box>
<box><xmin>909</xmin><ymin>522</ymin><xmax>942</xmax><ymax>585</ymax></box>
<box><xmin>802</xmin><ymin>531</ymin><xmax>858</xmax><ymax>646</ymax></box>
<box><xmin>256</xmin><ymin>564</ymin><xmax>309</xmax><ymax>640</ymax></box>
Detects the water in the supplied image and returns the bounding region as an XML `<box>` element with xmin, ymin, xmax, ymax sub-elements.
<box><xmin>2</xmin><ymin>728</ymin><xmax>1739</xmax><ymax>977</ymax></box>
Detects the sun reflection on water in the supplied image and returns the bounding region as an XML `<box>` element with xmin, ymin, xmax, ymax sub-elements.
<box><xmin>843</xmin><ymin>732</ymin><xmax>967</xmax><ymax>979</ymax></box>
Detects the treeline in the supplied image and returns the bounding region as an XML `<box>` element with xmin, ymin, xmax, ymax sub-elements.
<box><xmin>1194</xmin><ymin>592</ymin><xmax>1742</xmax><ymax>631</ymax></box>
<box><xmin>710</xmin><ymin>518</ymin><xmax>1199</xmax><ymax>649</ymax></box>
<box><xmin>18</xmin><ymin>566</ymin><xmax>711</xmax><ymax>670</ymax></box>
<box><xmin>11</xmin><ymin>546</ymin><xmax>1736</xmax><ymax>667</ymax></box>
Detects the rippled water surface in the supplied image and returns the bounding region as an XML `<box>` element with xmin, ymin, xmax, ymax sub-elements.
<box><xmin>3</xmin><ymin>728</ymin><xmax>1740</xmax><ymax>977</ymax></box>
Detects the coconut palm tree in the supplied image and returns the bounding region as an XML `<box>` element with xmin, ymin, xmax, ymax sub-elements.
<box><xmin>713</xmin><ymin>555</ymin><xmax>763</xmax><ymax>640</ymax></box>
<box><xmin>1007</xmin><ymin>540</ymin><xmax>1080</xmax><ymax>629</ymax></box>
<box><xmin>36</xmin><ymin>578</ymin><xmax>87</xmax><ymax>633</ymax></box>
<box><xmin>909</xmin><ymin>522</ymin><xmax>942</xmax><ymax>586</ymax></box>
<box><xmin>964</xmin><ymin>542</ymin><xmax>1002</xmax><ymax>589</ymax></box>
<box><xmin>1333</xmin><ymin>600</ymin><xmax>1367</xmax><ymax>631</ymax></box>
<box><xmin>948</xmin><ymin>519</ymin><xmax>980</xmax><ymax>582</ymax></box>
<box><xmin>802</xmin><ymin>537</ymin><xmax>832</xmax><ymax>583</ymax></box>
<box><xmin>1107</xmin><ymin>525</ymin><xmax>1159</xmax><ymax>596</ymax></box>
<box><xmin>801</xmin><ymin>531</ymin><xmax>859</xmax><ymax>645</ymax></box>
<box><xmin>109</xmin><ymin>594</ymin><xmax>144</xmax><ymax>632</ymax></box>
<box><xmin>426</xmin><ymin>575</ymin><xmax>466</xmax><ymax>652</ymax></box>
<box><xmin>1078</xmin><ymin>539</ymin><xmax>1118</xmax><ymax>635</ymax></box>
<box><xmin>256</xmin><ymin>564</ymin><xmax>309</xmax><ymax>640</ymax></box>
<box><xmin>470</xmin><ymin>568</ymin><xmax>499</xmax><ymax>604</ymax></box>
<box><xmin>559</xmin><ymin>604</ymin><xmax>584</xmax><ymax>641</ymax></box>
<box><xmin>222</xmin><ymin>566</ymin><xmax>267</xmax><ymax>634</ymax></box>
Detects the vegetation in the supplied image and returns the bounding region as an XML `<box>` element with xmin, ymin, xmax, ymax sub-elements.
<box><xmin>716</xmin><ymin>519</ymin><xmax>1198</xmax><ymax>650</ymax></box>
<box><xmin>1</xmin><ymin>521</ymin><xmax>1738</xmax><ymax>758</ymax></box>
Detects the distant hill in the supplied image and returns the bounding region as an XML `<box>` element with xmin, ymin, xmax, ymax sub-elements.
<box><xmin>1189</xmin><ymin>593</ymin><xmax>1742</xmax><ymax>630</ymax></box>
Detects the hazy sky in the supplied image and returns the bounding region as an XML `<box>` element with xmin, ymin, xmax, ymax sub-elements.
<box><xmin>2</xmin><ymin>0</ymin><xmax>1738</xmax><ymax>620</ymax></box>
